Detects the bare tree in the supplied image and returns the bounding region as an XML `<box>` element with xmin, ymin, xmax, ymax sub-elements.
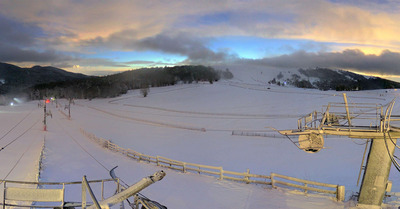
<box><xmin>140</xmin><ymin>85</ymin><xmax>149</xmax><ymax>97</ymax></box>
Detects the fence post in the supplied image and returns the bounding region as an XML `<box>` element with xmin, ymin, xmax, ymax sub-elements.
<box><xmin>156</xmin><ymin>156</ymin><xmax>160</xmax><ymax>166</ymax></box>
<box><xmin>271</xmin><ymin>173</ymin><xmax>276</xmax><ymax>188</ymax></box>
<box><xmin>219</xmin><ymin>167</ymin><xmax>224</xmax><ymax>180</ymax></box>
<box><xmin>183</xmin><ymin>162</ymin><xmax>186</xmax><ymax>173</ymax></box>
<box><xmin>245</xmin><ymin>169</ymin><xmax>250</xmax><ymax>184</ymax></box>
<box><xmin>101</xmin><ymin>180</ymin><xmax>104</xmax><ymax>200</ymax></box>
<box><xmin>3</xmin><ymin>181</ymin><xmax>7</xmax><ymax>209</ymax></box>
<box><xmin>337</xmin><ymin>185</ymin><xmax>345</xmax><ymax>202</ymax></box>
<box><xmin>82</xmin><ymin>177</ymin><xmax>87</xmax><ymax>209</ymax></box>
<box><xmin>304</xmin><ymin>183</ymin><xmax>308</xmax><ymax>194</ymax></box>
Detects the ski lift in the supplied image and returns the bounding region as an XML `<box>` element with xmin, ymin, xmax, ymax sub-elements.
<box><xmin>277</xmin><ymin>93</ymin><xmax>400</xmax><ymax>207</ymax></box>
<box><xmin>298</xmin><ymin>133</ymin><xmax>324</xmax><ymax>153</ymax></box>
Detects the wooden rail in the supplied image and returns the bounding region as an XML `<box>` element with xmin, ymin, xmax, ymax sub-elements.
<box><xmin>271</xmin><ymin>173</ymin><xmax>345</xmax><ymax>201</ymax></box>
<box><xmin>80</xmin><ymin>129</ymin><xmax>344</xmax><ymax>201</ymax></box>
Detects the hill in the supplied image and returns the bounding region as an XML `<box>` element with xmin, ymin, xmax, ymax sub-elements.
<box><xmin>216</xmin><ymin>64</ymin><xmax>400</xmax><ymax>91</ymax></box>
<box><xmin>30</xmin><ymin>65</ymin><xmax>228</xmax><ymax>100</ymax></box>
<box><xmin>0</xmin><ymin>62</ymin><xmax>88</xmax><ymax>95</ymax></box>
<box><xmin>281</xmin><ymin>68</ymin><xmax>400</xmax><ymax>90</ymax></box>
<box><xmin>2</xmin><ymin>61</ymin><xmax>400</xmax><ymax>104</ymax></box>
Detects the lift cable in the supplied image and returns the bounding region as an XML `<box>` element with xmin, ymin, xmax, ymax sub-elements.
<box><xmin>55</xmin><ymin>118</ymin><xmax>109</xmax><ymax>171</ymax></box>
<box><xmin>0</xmin><ymin>108</ymin><xmax>35</xmax><ymax>143</ymax></box>
<box><xmin>55</xmin><ymin>118</ymin><xmax>152</xmax><ymax>204</ymax></box>
<box><xmin>0</xmin><ymin>119</ymin><xmax>39</xmax><ymax>152</ymax></box>
<box><xmin>383</xmin><ymin>132</ymin><xmax>400</xmax><ymax>173</ymax></box>
<box><xmin>0</xmin><ymin>120</ymin><xmax>40</xmax><ymax>184</ymax></box>
<box><xmin>387</xmin><ymin>131</ymin><xmax>400</xmax><ymax>150</ymax></box>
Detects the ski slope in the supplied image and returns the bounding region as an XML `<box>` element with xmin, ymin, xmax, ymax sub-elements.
<box><xmin>1</xmin><ymin>69</ymin><xmax>400</xmax><ymax>208</ymax></box>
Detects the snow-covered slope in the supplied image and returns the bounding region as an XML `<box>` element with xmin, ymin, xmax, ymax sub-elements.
<box><xmin>1</xmin><ymin>72</ymin><xmax>400</xmax><ymax>208</ymax></box>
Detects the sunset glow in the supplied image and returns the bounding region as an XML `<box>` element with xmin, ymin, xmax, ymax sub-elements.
<box><xmin>0</xmin><ymin>0</ymin><xmax>400</xmax><ymax>78</ymax></box>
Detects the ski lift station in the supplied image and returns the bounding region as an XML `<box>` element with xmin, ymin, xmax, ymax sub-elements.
<box><xmin>279</xmin><ymin>93</ymin><xmax>400</xmax><ymax>208</ymax></box>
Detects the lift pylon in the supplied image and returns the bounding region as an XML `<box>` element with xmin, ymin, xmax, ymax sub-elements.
<box><xmin>279</xmin><ymin>93</ymin><xmax>400</xmax><ymax>207</ymax></box>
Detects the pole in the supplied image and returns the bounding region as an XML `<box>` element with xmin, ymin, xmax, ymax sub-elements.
<box><xmin>357</xmin><ymin>139</ymin><xmax>369</xmax><ymax>186</ymax></box>
<box><xmin>68</xmin><ymin>98</ymin><xmax>71</xmax><ymax>119</ymax></box>
<box><xmin>357</xmin><ymin>136</ymin><xmax>397</xmax><ymax>207</ymax></box>
<box><xmin>87</xmin><ymin>171</ymin><xmax>165</xmax><ymax>209</ymax></box>
<box><xmin>43</xmin><ymin>100</ymin><xmax>47</xmax><ymax>131</ymax></box>
<box><xmin>82</xmin><ymin>176</ymin><xmax>101</xmax><ymax>209</ymax></box>
<box><xmin>343</xmin><ymin>93</ymin><xmax>352</xmax><ymax>127</ymax></box>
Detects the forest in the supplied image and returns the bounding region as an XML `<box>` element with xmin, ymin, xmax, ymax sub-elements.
<box><xmin>30</xmin><ymin>65</ymin><xmax>232</xmax><ymax>100</ymax></box>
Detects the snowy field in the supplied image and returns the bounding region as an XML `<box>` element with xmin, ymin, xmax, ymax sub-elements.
<box><xmin>1</xmin><ymin>68</ymin><xmax>400</xmax><ymax>208</ymax></box>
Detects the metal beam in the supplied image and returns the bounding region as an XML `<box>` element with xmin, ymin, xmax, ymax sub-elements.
<box><xmin>87</xmin><ymin>170</ymin><xmax>165</xmax><ymax>209</ymax></box>
<box><xmin>358</xmin><ymin>137</ymin><xmax>397</xmax><ymax>207</ymax></box>
<box><xmin>343</xmin><ymin>93</ymin><xmax>352</xmax><ymax>127</ymax></box>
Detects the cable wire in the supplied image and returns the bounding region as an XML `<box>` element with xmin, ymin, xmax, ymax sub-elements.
<box><xmin>0</xmin><ymin>119</ymin><xmax>40</xmax><ymax>152</ymax></box>
<box><xmin>54</xmin><ymin>116</ymin><xmax>154</xmax><ymax>205</ymax></box>
<box><xmin>0</xmin><ymin>108</ymin><xmax>34</xmax><ymax>142</ymax></box>
<box><xmin>0</xmin><ymin>120</ymin><xmax>40</xmax><ymax>184</ymax></box>
<box><xmin>383</xmin><ymin>132</ymin><xmax>400</xmax><ymax>173</ymax></box>
<box><xmin>55</xmin><ymin>118</ymin><xmax>110</xmax><ymax>172</ymax></box>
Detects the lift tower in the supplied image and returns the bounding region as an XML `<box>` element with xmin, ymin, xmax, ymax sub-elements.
<box><xmin>279</xmin><ymin>94</ymin><xmax>400</xmax><ymax>207</ymax></box>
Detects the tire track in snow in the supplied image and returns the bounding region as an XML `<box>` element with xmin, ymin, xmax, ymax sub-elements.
<box><xmin>87</xmin><ymin>105</ymin><xmax>207</xmax><ymax>132</ymax></box>
<box><xmin>85</xmin><ymin>105</ymin><xmax>287</xmax><ymax>135</ymax></box>
<box><xmin>122</xmin><ymin>104</ymin><xmax>302</xmax><ymax>119</ymax></box>
<box><xmin>223</xmin><ymin>81</ymin><xmax>386</xmax><ymax>101</ymax></box>
<box><xmin>108</xmin><ymin>85</ymin><xmax>201</xmax><ymax>104</ymax></box>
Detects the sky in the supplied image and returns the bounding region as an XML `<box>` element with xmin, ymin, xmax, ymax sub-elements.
<box><xmin>0</xmin><ymin>0</ymin><xmax>400</xmax><ymax>81</ymax></box>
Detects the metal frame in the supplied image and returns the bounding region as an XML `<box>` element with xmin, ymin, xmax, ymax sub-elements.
<box><xmin>280</xmin><ymin>95</ymin><xmax>400</xmax><ymax>142</ymax></box>
<box><xmin>1</xmin><ymin>178</ymin><xmax>118</xmax><ymax>209</ymax></box>
<box><xmin>278</xmin><ymin>93</ymin><xmax>400</xmax><ymax>207</ymax></box>
<box><xmin>1</xmin><ymin>171</ymin><xmax>165</xmax><ymax>209</ymax></box>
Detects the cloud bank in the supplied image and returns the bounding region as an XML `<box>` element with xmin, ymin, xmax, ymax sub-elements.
<box><xmin>82</xmin><ymin>31</ymin><xmax>237</xmax><ymax>64</ymax></box>
<box><xmin>240</xmin><ymin>49</ymin><xmax>400</xmax><ymax>76</ymax></box>
<box><xmin>0</xmin><ymin>0</ymin><xmax>400</xmax><ymax>77</ymax></box>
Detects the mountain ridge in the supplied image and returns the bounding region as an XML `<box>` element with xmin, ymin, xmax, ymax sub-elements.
<box><xmin>270</xmin><ymin>67</ymin><xmax>400</xmax><ymax>91</ymax></box>
<box><xmin>1</xmin><ymin>62</ymin><xmax>400</xmax><ymax>105</ymax></box>
<box><xmin>0</xmin><ymin>62</ymin><xmax>88</xmax><ymax>94</ymax></box>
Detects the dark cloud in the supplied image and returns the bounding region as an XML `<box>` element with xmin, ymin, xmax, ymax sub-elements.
<box><xmin>241</xmin><ymin>49</ymin><xmax>400</xmax><ymax>76</ymax></box>
<box><xmin>51</xmin><ymin>62</ymin><xmax>74</xmax><ymax>69</ymax></box>
<box><xmin>84</xmin><ymin>70</ymin><xmax>124</xmax><ymax>76</ymax></box>
<box><xmin>0</xmin><ymin>43</ymin><xmax>72</xmax><ymax>63</ymax></box>
<box><xmin>82</xmin><ymin>31</ymin><xmax>236</xmax><ymax>64</ymax></box>
<box><xmin>0</xmin><ymin>14</ymin><xmax>42</xmax><ymax>46</ymax></box>
<box><xmin>82</xmin><ymin>31</ymin><xmax>400</xmax><ymax>77</ymax></box>
<box><xmin>0</xmin><ymin>14</ymin><xmax>77</xmax><ymax>65</ymax></box>
<box><xmin>77</xmin><ymin>58</ymin><xmax>129</xmax><ymax>68</ymax></box>
<box><xmin>124</xmin><ymin>60</ymin><xmax>172</xmax><ymax>66</ymax></box>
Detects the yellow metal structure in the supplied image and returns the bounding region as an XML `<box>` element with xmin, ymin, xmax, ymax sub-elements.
<box><xmin>278</xmin><ymin>94</ymin><xmax>400</xmax><ymax>207</ymax></box>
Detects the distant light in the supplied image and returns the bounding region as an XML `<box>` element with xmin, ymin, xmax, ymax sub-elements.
<box><xmin>13</xmin><ymin>98</ymin><xmax>22</xmax><ymax>103</ymax></box>
<box><xmin>10</xmin><ymin>102</ymin><xmax>14</xmax><ymax>106</ymax></box>
<box><xmin>45</xmin><ymin>99</ymin><xmax>50</xmax><ymax>104</ymax></box>
<box><xmin>51</xmin><ymin>97</ymin><xmax>55</xmax><ymax>101</ymax></box>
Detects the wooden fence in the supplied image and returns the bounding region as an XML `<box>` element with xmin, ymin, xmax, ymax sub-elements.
<box><xmin>80</xmin><ymin>129</ymin><xmax>345</xmax><ymax>201</ymax></box>
<box><xmin>271</xmin><ymin>173</ymin><xmax>345</xmax><ymax>201</ymax></box>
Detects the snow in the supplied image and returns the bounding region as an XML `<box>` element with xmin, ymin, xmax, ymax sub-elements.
<box><xmin>1</xmin><ymin>68</ymin><xmax>400</xmax><ymax>208</ymax></box>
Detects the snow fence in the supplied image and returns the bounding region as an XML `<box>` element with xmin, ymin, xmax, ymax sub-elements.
<box><xmin>80</xmin><ymin>129</ymin><xmax>345</xmax><ymax>202</ymax></box>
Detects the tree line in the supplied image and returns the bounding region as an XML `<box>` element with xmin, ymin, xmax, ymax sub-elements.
<box><xmin>30</xmin><ymin>65</ymin><xmax>232</xmax><ymax>100</ymax></box>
